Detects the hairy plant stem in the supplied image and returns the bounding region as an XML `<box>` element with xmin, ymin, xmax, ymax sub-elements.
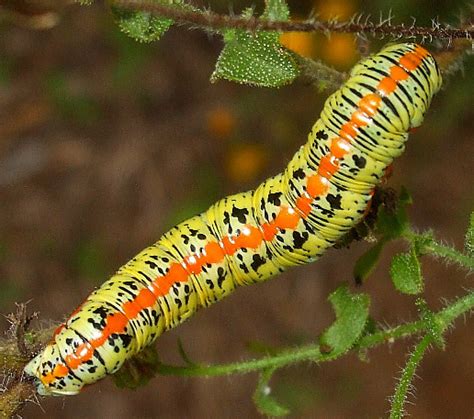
<box><xmin>112</xmin><ymin>0</ymin><xmax>474</xmax><ymax>40</ymax></box>
<box><xmin>0</xmin><ymin>382</ymin><xmax>33</xmax><ymax>418</ymax></box>
<box><xmin>405</xmin><ymin>230</ymin><xmax>474</xmax><ymax>271</ymax></box>
<box><xmin>389</xmin><ymin>334</ymin><xmax>433</xmax><ymax>419</ymax></box>
<box><xmin>155</xmin><ymin>290</ymin><xmax>474</xmax><ymax>377</ymax></box>
<box><xmin>423</xmin><ymin>241</ymin><xmax>474</xmax><ymax>270</ymax></box>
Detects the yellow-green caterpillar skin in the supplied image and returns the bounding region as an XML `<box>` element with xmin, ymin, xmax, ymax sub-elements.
<box><xmin>24</xmin><ymin>43</ymin><xmax>442</xmax><ymax>396</ymax></box>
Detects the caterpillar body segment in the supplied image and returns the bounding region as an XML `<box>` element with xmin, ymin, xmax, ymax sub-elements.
<box><xmin>24</xmin><ymin>43</ymin><xmax>442</xmax><ymax>396</ymax></box>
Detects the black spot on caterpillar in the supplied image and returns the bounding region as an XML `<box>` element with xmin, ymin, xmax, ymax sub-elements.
<box><xmin>24</xmin><ymin>43</ymin><xmax>442</xmax><ymax>396</ymax></box>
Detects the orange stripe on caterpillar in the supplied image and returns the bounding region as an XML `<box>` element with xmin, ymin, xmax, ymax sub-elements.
<box><xmin>24</xmin><ymin>43</ymin><xmax>442</xmax><ymax>396</ymax></box>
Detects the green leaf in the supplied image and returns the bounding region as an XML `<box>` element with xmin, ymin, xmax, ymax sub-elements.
<box><xmin>319</xmin><ymin>285</ymin><xmax>370</xmax><ymax>358</ymax></box>
<box><xmin>112</xmin><ymin>7</ymin><xmax>174</xmax><ymax>43</ymax></box>
<box><xmin>253</xmin><ymin>368</ymin><xmax>290</xmax><ymax>417</ymax></box>
<box><xmin>390</xmin><ymin>248</ymin><xmax>424</xmax><ymax>295</ymax></box>
<box><xmin>212</xmin><ymin>30</ymin><xmax>299</xmax><ymax>87</ymax></box>
<box><xmin>353</xmin><ymin>240</ymin><xmax>386</xmax><ymax>284</ymax></box>
<box><xmin>212</xmin><ymin>1</ymin><xmax>298</xmax><ymax>87</ymax></box>
<box><xmin>262</xmin><ymin>0</ymin><xmax>290</xmax><ymax>20</ymax></box>
<box><xmin>465</xmin><ymin>211</ymin><xmax>474</xmax><ymax>257</ymax></box>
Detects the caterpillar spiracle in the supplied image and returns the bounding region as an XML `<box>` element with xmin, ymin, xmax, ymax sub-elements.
<box><xmin>25</xmin><ymin>43</ymin><xmax>442</xmax><ymax>396</ymax></box>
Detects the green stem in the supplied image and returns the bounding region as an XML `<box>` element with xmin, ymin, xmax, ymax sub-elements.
<box><xmin>404</xmin><ymin>230</ymin><xmax>474</xmax><ymax>270</ymax></box>
<box><xmin>389</xmin><ymin>334</ymin><xmax>432</xmax><ymax>419</ymax></box>
<box><xmin>424</xmin><ymin>241</ymin><xmax>474</xmax><ymax>270</ymax></box>
<box><xmin>356</xmin><ymin>320</ymin><xmax>425</xmax><ymax>349</ymax></box>
<box><xmin>155</xmin><ymin>321</ymin><xmax>422</xmax><ymax>377</ymax></box>
<box><xmin>156</xmin><ymin>290</ymin><xmax>474</xmax><ymax>378</ymax></box>
<box><xmin>156</xmin><ymin>344</ymin><xmax>323</xmax><ymax>377</ymax></box>
<box><xmin>438</xmin><ymin>291</ymin><xmax>474</xmax><ymax>327</ymax></box>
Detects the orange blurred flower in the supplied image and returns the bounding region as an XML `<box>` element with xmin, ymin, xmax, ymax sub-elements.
<box><xmin>280</xmin><ymin>32</ymin><xmax>315</xmax><ymax>58</ymax></box>
<box><xmin>315</xmin><ymin>0</ymin><xmax>358</xmax><ymax>68</ymax></box>
<box><xmin>206</xmin><ymin>106</ymin><xmax>236</xmax><ymax>139</ymax></box>
<box><xmin>321</xmin><ymin>34</ymin><xmax>357</xmax><ymax>67</ymax></box>
<box><xmin>316</xmin><ymin>0</ymin><xmax>355</xmax><ymax>19</ymax></box>
<box><xmin>226</xmin><ymin>144</ymin><xmax>266</xmax><ymax>183</ymax></box>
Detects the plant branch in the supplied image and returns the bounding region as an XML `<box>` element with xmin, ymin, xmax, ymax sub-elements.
<box><xmin>294</xmin><ymin>55</ymin><xmax>347</xmax><ymax>92</ymax></box>
<box><xmin>389</xmin><ymin>291</ymin><xmax>474</xmax><ymax>418</ymax></box>
<box><xmin>0</xmin><ymin>382</ymin><xmax>35</xmax><ymax>418</ymax></box>
<box><xmin>423</xmin><ymin>241</ymin><xmax>474</xmax><ymax>270</ymax></box>
<box><xmin>154</xmin><ymin>290</ymin><xmax>473</xmax><ymax>377</ymax></box>
<box><xmin>389</xmin><ymin>334</ymin><xmax>433</xmax><ymax>419</ymax></box>
<box><xmin>405</xmin><ymin>230</ymin><xmax>474</xmax><ymax>271</ymax></box>
<box><xmin>112</xmin><ymin>0</ymin><xmax>474</xmax><ymax>41</ymax></box>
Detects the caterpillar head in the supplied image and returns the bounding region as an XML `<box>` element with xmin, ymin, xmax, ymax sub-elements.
<box><xmin>24</xmin><ymin>343</ymin><xmax>83</xmax><ymax>396</ymax></box>
<box><xmin>24</xmin><ymin>304</ymin><xmax>131</xmax><ymax>397</ymax></box>
<box><xmin>24</xmin><ymin>320</ymin><xmax>110</xmax><ymax>396</ymax></box>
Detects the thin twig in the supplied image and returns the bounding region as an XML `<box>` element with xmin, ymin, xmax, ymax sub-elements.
<box><xmin>151</xmin><ymin>290</ymin><xmax>474</xmax><ymax>377</ymax></box>
<box><xmin>389</xmin><ymin>335</ymin><xmax>432</xmax><ymax>419</ymax></box>
<box><xmin>112</xmin><ymin>0</ymin><xmax>474</xmax><ymax>41</ymax></box>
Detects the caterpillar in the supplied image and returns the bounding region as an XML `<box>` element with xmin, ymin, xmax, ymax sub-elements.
<box><xmin>24</xmin><ymin>43</ymin><xmax>442</xmax><ymax>396</ymax></box>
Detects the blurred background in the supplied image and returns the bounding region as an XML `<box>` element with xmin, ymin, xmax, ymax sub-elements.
<box><xmin>0</xmin><ymin>0</ymin><xmax>473</xmax><ymax>417</ymax></box>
